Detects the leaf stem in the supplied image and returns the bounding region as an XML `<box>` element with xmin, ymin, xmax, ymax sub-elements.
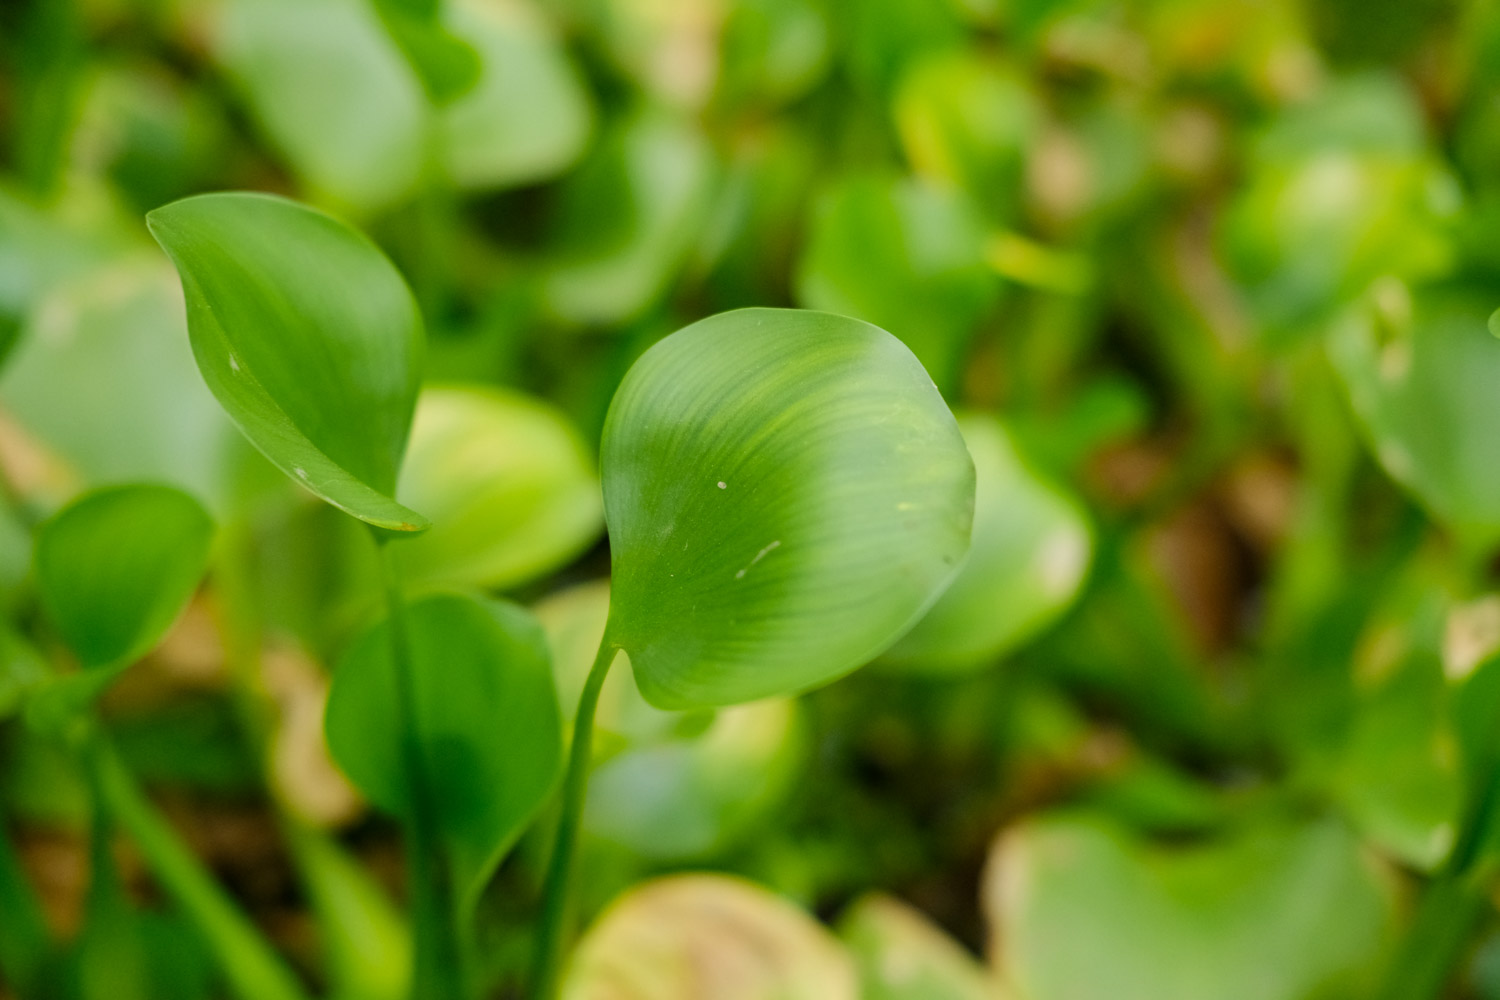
<box><xmin>530</xmin><ymin>636</ymin><xmax>618</xmax><ymax>1000</ymax></box>
<box><xmin>375</xmin><ymin>537</ymin><xmax>467</xmax><ymax>1000</ymax></box>
<box><xmin>87</xmin><ymin>731</ymin><xmax>311</xmax><ymax>1000</ymax></box>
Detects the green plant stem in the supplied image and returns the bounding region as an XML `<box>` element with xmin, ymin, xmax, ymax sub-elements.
<box><xmin>376</xmin><ymin>537</ymin><xmax>467</xmax><ymax>1000</ymax></box>
<box><xmin>530</xmin><ymin>637</ymin><xmax>618</xmax><ymax>1000</ymax></box>
<box><xmin>87</xmin><ymin>731</ymin><xmax>311</xmax><ymax>1000</ymax></box>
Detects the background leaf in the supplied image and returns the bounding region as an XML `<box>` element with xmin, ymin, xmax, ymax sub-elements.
<box><xmin>838</xmin><ymin>894</ymin><xmax>999</xmax><ymax>1000</ymax></box>
<box><xmin>148</xmin><ymin>191</ymin><xmax>429</xmax><ymax>532</ymax></box>
<box><xmin>324</xmin><ymin>592</ymin><xmax>563</xmax><ymax>914</ymax></box>
<box><xmin>882</xmin><ymin>415</ymin><xmax>1091</xmax><ymax>673</ymax></box>
<box><xmin>601</xmin><ymin>307</ymin><xmax>975</xmax><ymax>709</ymax></box>
<box><xmin>984</xmin><ymin>814</ymin><xmax>1397</xmax><ymax>1000</ymax></box>
<box><xmin>34</xmin><ymin>483</ymin><xmax>213</xmax><ymax>669</ymax></box>
<box><xmin>394</xmin><ymin>385</ymin><xmax>602</xmax><ymax>590</ymax></box>
<box><xmin>562</xmin><ymin>874</ymin><xmax>857</xmax><ymax>1000</ymax></box>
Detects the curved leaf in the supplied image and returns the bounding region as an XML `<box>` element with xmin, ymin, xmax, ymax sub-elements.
<box><xmin>882</xmin><ymin>416</ymin><xmax>1091</xmax><ymax>673</ymax></box>
<box><xmin>601</xmin><ymin>307</ymin><xmax>974</xmax><ymax>709</ymax></box>
<box><xmin>395</xmin><ymin>386</ymin><xmax>602</xmax><ymax>589</ymax></box>
<box><xmin>563</xmin><ymin>875</ymin><xmax>857</xmax><ymax>1000</ymax></box>
<box><xmin>324</xmin><ymin>593</ymin><xmax>563</xmax><ymax>915</ymax></box>
<box><xmin>35</xmin><ymin>484</ymin><xmax>214</xmax><ymax>670</ymax></box>
<box><xmin>148</xmin><ymin>192</ymin><xmax>429</xmax><ymax>532</ymax></box>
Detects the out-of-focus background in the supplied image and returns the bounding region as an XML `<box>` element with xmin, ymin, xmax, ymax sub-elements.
<box><xmin>5</xmin><ymin>0</ymin><xmax>1500</xmax><ymax>997</ymax></box>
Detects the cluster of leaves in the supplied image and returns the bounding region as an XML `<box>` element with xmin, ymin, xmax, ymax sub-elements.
<box><xmin>4</xmin><ymin>0</ymin><xmax>1500</xmax><ymax>999</ymax></box>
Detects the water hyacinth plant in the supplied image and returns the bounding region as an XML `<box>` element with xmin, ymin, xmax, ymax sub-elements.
<box><xmin>143</xmin><ymin>191</ymin><xmax>974</xmax><ymax>999</ymax></box>
<box><xmin>13</xmin><ymin>3</ymin><xmax>1500</xmax><ymax>999</ymax></box>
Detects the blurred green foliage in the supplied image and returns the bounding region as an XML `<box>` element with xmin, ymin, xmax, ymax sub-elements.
<box><xmin>6</xmin><ymin>0</ymin><xmax>1500</xmax><ymax>997</ymax></box>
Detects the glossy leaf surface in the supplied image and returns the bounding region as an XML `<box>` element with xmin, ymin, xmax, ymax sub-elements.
<box><xmin>985</xmin><ymin>815</ymin><xmax>1396</xmax><ymax>1000</ymax></box>
<box><xmin>35</xmin><ymin>484</ymin><xmax>213</xmax><ymax>669</ymax></box>
<box><xmin>838</xmin><ymin>895</ymin><xmax>998</xmax><ymax>1000</ymax></box>
<box><xmin>601</xmin><ymin>308</ymin><xmax>974</xmax><ymax>709</ymax></box>
<box><xmin>563</xmin><ymin>875</ymin><xmax>856</xmax><ymax>1000</ymax></box>
<box><xmin>395</xmin><ymin>386</ymin><xmax>602</xmax><ymax>589</ymax></box>
<box><xmin>882</xmin><ymin>416</ymin><xmax>1091</xmax><ymax>673</ymax></box>
<box><xmin>325</xmin><ymin>593</ymin><xmax>562</xmax><ymax>914</ymax></box>
<box><xmin>148</xmin><ymin>192</ymin><xmax>428</xmax><ymax>532</ymax></box>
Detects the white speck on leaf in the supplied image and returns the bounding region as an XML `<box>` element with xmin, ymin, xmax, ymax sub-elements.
<box><xmin>717</xmin><ymin>481</ymin><xmax>727</xmax><ymax>489</ymax></box>
<box><xmin>734</xmin><ymin>540</ymin><xmax>781</xmax><ymax>580</ymax></box>
<box><xmin>229</xmin><ymin>354</ymin><xmax>241</xmax><ymax>373</ymax></box>
<box><xmin>293</xmin><ymin>467</ymin><xmax>308</xmax><ymax>480</ymax></box>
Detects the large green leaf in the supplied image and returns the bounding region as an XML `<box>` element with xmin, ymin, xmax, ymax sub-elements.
<box><xmin>600</xmin><ymin>308</ymin><xmax>974</xmax><ymax>709</ymax></box>
<box><xmin>324</xmin><ymin>593</ymin><xmax>563</xmax><ymax>915</ymax></box>
<box><xmin>985</xmin><ymin>814</ymin><xmax>1397</xmax><ymax>1000</ymax></box>
<box><xmin>148</xmin><ymin>192</ymin><xmax>429</xmax><ymax>532</ymax></box>
<box><xmin>882</xmin><ymin>416</ymin><xmax>1091</xmax><ymax>673</ymax></box>
<box><xmin>35</xmin><ymin>484</ymin><xmax>214</xmax><ymax>669</ymax></box>
<box><xmin>838</xmin><ymin>895</ymin><xmax>999</xmax><ymax>1000</ymax></box>
<box><xmin>563</xmin><ymin>875</ymin><xmax>857</xmax><ymax>1000</ymax></box>
<box><xmin>795</xmin><ymin>175</ymin><xmax>997</xmax><ymax>394</ymax></box>
<box><xmin>1330</xmin><ymin>284</ymin><xmax>1500</xmax><ymax>549</ymax></box>
<box><xmin>394</xmin><ymin>386</ymin><xmax>602</xmax><ymax>590</ymax></box>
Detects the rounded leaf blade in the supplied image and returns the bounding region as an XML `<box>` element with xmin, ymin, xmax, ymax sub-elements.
<box><xmin>601</xmin><ymin>307</ymin><xmax>975</xmax><ymax>709</ymax></box>
<box><xmin>147</xmin><ymin>192</ymin><xmax>429</xmax><ymax>532</ymax></box>
<box><xmin>35</xmin><ymin>484</ymin><xmax>214</xmax><ymax>669</ymax></box>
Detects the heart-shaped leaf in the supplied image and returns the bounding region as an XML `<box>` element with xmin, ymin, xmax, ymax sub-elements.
<box><xmin>324</xmin><ymin>592</ymin><xmax>563</xmax><ymax>916</ymax></box>
<box><xmin>563</xmin><ymin>875</ymin><xmax>857</xmax><ymax>1000</ymax></box>
<box><xmin>882</xmin><ymin>416</ymin><xmax>1091</xmax><ymax>673</ymax></box>
<box><xmin>1330</xmin><ymin>284</ymin><xmax>1500</xmax><ymax>550</ymax></box>
<box><xmin>984</xmin><ymin>814</ymin><xmax>1397</xmax><ymax>1000</ymax></box>
<box><xmin>838</xmin><ymin>894</ymin><xmax>999</xmax><ymax>1000</ymax></box>
<box><xmin>35</xmin><ymin>484</ymin><xmax>214</xmax><ymax>671</ymax></box>
<box><xmin>600</xmin><ymin>308</ymin><xmax>974</xmax><ymax>709</ymax></box>
<box><xmin>148</xmin><ymin>192</ymin><xmax>429</xmax><ymax>533</ymax></box>
<box><xmin>394</xmin><ymin>386</ymin><xmax>602</xmax><ymax>590</ymax></box>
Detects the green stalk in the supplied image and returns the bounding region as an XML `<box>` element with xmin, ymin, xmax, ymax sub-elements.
<box><xmin>530</xmin><ymin>637</ymin><xmax>618</xmax><ymax>1000</ymax></box>
<box><xmin>88</xmin><ymin>733</ymin><xmax>311</xmax><ymax>1000</ymax></box>
<box><xmin>0</xmin><ymin>811</ymin><xmax>51</xmax><ymax>995</ymax></box>
<box><xmin>375</xmin><ymin>537</ymin><xmax>467</xmax><ymax>1000</ymax></box>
